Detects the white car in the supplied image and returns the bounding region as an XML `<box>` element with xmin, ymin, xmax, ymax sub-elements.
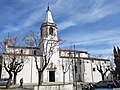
<box><xmin>94</xmin><ymin>80</ymin><xmax>117</xmax><ymax>88</ymax></box>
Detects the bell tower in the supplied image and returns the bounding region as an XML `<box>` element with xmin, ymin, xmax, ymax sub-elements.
<box><xmin>40</xmin><ymin>6</ymin><xmax>58</xmax><ymax>41</ymax></box>
<box><xmin>39</xmin><ymin>6</ymin><xmax>60</xmax><ymax>83</ymax></box>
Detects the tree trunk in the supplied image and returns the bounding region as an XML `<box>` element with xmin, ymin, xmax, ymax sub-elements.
<box><xmin>6</xmin><ymin>71</ymin><xmax>12</xmax><ymax>88</ymax></box>
<box><xmin>63</xmin><ymin>72</ymin><xmax>65</xmax><ymax>84</ymax></box>
<box><xmin>13</xmin><ymin>72</ymin><xmax>17</xmax><ymax>84</ymax></box>
<box><xmin>102</xmin><ymin>74</ymin><xmax>104</xmax><ymax>81</ymax></box>
<box><xmin>0</xmin><ymin>65</ymin><xmax>2</xmax><ymax>79</ymax></box>
<box><xmin>38</xmin><ymin>71</ymin><xmax>42</xmax><ymax>85</ymax></box>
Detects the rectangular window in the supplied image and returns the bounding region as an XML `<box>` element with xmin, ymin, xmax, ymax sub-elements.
<box><xmin>93</xmin><ymin>68</ymin><xmax>95</xmax><ymax>71</ymax></box>
<box><xmin>104</xmin><ymin>61</ymin><xmax>106</xmax><ymax>63</ymax></box>
<box><xmin>34</xmin><ymin>50</ymin><xmax>36</xmax><ymax>55</ymax></box>
<box><xmin>21</xmin><ymin>50</ymin><xmax>23</xmax><ymax>54</ymax></box>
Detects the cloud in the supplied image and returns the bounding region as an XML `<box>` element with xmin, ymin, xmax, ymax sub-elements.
<box><xmin>58</xmin><ymin>21</ymin><xmax>75</xmax><ymax>31</ymax></box>
<box><xmin>88</xmin><ymin>48</ymin><xmax>112</xmax><ymax>58</ymax></box>
<box><xmin>0</xmin><ymin>0</ymin><xmax>47</xmax><ymax>35</ymax></box>
<box><xmin>74</xmin><ymin>2</ymin><xmax>119</xmax><ymax>23</ymax></box>
<box><xmin>21</xmin><ymin>10</ymin><xmax>42</xmax><ymax>28</ymax></box>
<box><xmin>2</xmin><ymin>0</ymin><xmax>119</xmax><ymax>34</ymax></box>
<box><xmin>56</xmin><ymin>0</ymin><xmax>120</xmax><ymax>31</ymax></box>
<box><xmin>4</xmin><ymin>26</ymin><xmax>18</xmax><ymax>32</ymax></box>
<box><xmin>1</xmin><ymin>8</ymin><xmax>43</xmax><ymax>37</ymax></box>
<box><xmin>64</xmin><ymin>27</ymin><xmax>120</xmax><ymax>45</ymax></box>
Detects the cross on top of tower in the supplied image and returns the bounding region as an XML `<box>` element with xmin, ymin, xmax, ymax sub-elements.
<box><xmin>47</xmin><ymin>3</ymin><xmax>50</xmax><ymax>11</ymax></box>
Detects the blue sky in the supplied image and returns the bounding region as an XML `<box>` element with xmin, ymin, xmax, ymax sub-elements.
<box><xmin>0</xmin><ymin>0</ymin><xmax>120</xmax><ymax>58</ymax></box>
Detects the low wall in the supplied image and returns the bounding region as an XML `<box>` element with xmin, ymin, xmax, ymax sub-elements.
<box><xmin>34</xmin><ymin>84</ymin><xmax>73</xmax><ymax>90</ymax></box>
<box><xmin>115</xmin><ymin>88</ymin><xmax>120</xmax><ymax>90</ymax></box>
<box><xmin>95</xmin><ymin>88</ymin><xmax>120</xmax><ymax>90</ymax></box>
<box><xmin>95</xmin><ymin>88</ymin><xmax>115</xmax><ymax>90</ymax></box>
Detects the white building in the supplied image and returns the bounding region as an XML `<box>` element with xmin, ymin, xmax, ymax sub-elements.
<box><xmin>1</xmin><ymin>6</ymin><xmax>110</xmax><ymax>84</ymax></box>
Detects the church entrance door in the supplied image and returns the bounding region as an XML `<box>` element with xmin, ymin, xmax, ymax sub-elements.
<box><xmin>49</xmin><ymin>71</ymin><xmax>55</xmax><ymax>82</ymax></box>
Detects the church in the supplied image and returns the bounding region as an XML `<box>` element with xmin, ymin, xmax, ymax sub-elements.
<box><xmin>1</xmin><ymin>6</ymin><xmax>110</xmax><ymax>84</ymax></box>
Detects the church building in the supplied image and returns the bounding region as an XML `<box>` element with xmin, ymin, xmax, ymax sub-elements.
<box><xmin>1</xmin><ymin>6</ymin><xmax>110</xmax><ymax>84</ymax></box>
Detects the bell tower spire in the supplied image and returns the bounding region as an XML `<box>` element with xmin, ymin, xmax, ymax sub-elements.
<box><xmin>40</xmin><ymin>6</ymin><xmax>58</xmax><ymax>41</ymax></box>
<box><xmin>44</xmin><ymin>5</ymin><xmax>54</xmax><ymax>23</ymax></box>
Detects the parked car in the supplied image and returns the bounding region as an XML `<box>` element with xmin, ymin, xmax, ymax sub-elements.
<box><xmin>93</xmin><ymin>80</ymin><xmax>120</xmax><ymax>88</ymax></box>
<box><xmin>0</xmin><ymin>78</ymin><xmax>9</xmax><ymax>86</ymax></box>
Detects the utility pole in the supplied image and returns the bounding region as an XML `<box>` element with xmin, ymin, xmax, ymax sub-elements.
<box><xmin>74</xmin><ymin>45</ymin><xmax>77</xmax><ymax>90</ymax></box>
<box><xmin>62</xmin><ymin>59</ymin><xmax>65</xmax><ymax>84</ymax></box>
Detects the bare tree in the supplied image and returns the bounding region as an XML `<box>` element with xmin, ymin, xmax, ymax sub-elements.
<box><xmin>23</xmin><ymin>30</ymin><xmax>59</xmax><ymax>85</ymax></box>
<box><xmin>62</xmin><ymin>58</ymin><xmax>71</xmax><ymax>84</ymax></box>
<box><xmin>108</xmin><ymin>61</ymin><xmax>115</xmax><ymax>79</ymax></box>
<box><xmin>96</xmin><ymin>62</ymin><xmax>109</xmax><ymax>81</ymax></box>
<box><xmin>0</xmin><ymin>36</ymin><xmax>26</xmax><ymax>88</ymax></box>
<box><xmin>95</xmin><ymin>54</ymin><xmax>109</xmax><ymax>81</ymax></box>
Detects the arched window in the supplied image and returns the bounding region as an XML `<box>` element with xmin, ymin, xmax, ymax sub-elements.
<box><xmin>49</xmin><ymin>27</ymin><xmax>53</xmax><ymax>35</ymax></box>
<box><xmin>20</xmin><ymin>50</ymin><xmax>23</xmax><ymax>54</ymax></box>
<box><xmin>34</xmin><ymin>50</ymin><xmax>36</xmax><ymax>55</ymax></box>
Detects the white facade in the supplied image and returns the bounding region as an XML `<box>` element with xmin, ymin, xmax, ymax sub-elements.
<box><xmin>1</xmin><ymin>6</ymin><xmax>110</xmax><ymax>84</ymax></box>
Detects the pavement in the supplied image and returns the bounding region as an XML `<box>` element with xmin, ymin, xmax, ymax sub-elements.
<box><xmin>0</xmin><ymin>84</ymin><xmax>34</xmax><ymax>90</ymax></box>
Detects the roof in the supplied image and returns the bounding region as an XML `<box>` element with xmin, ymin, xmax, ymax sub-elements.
<box><xmin>60</xmin><ymin>55</ymin><xmax>110</xmax><ymax>61</ymax></box>
<box><xmin>44</xmin><ymin>6</ymin><xmax>54</xmax><ymax>23</ymax></box>
<box><xmin>60</xmin><ymin>49</ymin><xmax>88</xmax><ymax>54</ymax></box>
<box><xmin>60</xmin><ymin>49</ymin><xmax>109</xmax><ymax>61</ymax></box>
<box><xmin>6</xmin><ymin>46</ymin><xmax>110</xmax><ymax>61</ymax></box>
<box><xmin>8</xmin><ymin>46</ymin><xmax>39</xmax><ymax>49</ymax></box>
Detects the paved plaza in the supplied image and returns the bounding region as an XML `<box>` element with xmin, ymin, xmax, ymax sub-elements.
<box><xmin>0</xmin><ymin>84</ymin><xmax>34</xmax><ymax>90</ymax></box>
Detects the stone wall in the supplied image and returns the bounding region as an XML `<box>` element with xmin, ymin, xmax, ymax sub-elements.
<box><xmin>34</xmin><ymin>84</ymin><xmax>74</xmax><ymax>90</ymax></box>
